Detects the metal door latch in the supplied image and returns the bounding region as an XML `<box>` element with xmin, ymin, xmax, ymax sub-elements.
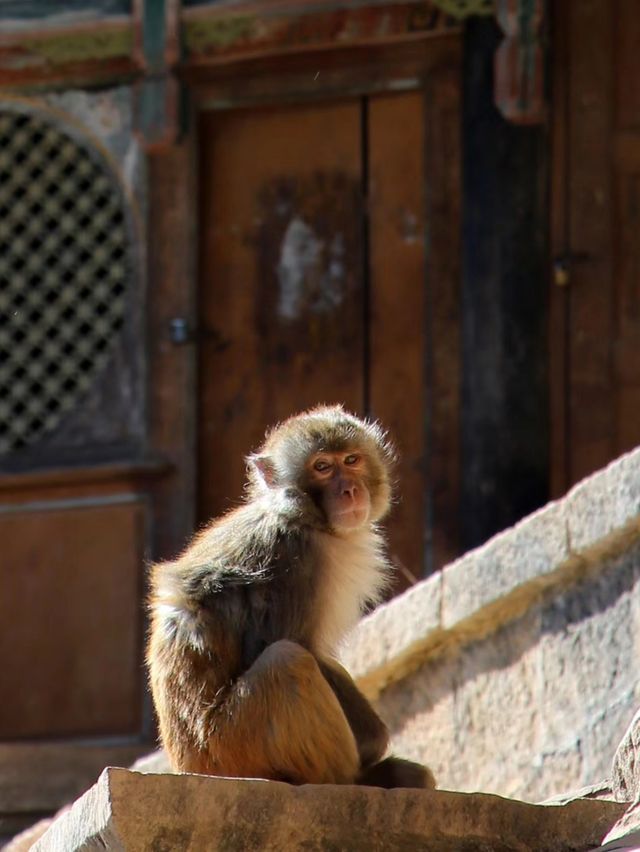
<box><xmin>552</xmin><ymin>252</ymin><xmax>592</xmax><ymax>288</ymax></box>
<box><xmin>169</xmin><ymin>318</ymin><xmax>231</xmax><ymax>352</ymax></box>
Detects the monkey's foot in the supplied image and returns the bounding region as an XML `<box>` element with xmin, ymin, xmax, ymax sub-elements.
<box><xmin>357</xmin><ymin>756</ymin><xmax>436</xmax><ymax>790</ymax></box>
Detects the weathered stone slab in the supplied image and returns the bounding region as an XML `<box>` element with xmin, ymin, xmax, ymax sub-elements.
<box><xmin>612</xmin><ymin>707</ymin><xmax>640</xmax><ymax>803</ymax></box>
<box><xmin>4</xmin><ymin>752</ymin><xmax>170</xmax><ymax>852</ymax></box>
<box><xmin>566</xmin><ymin>448</ymin><xmax>640</xmax><ymax>554</ymax></box>
<box><xmin>599</xmin><ymin>800</ymin><xmax>640</xmax><ymax>847</ymax></box>
<box><xmin>441</xmin><ymin>498</ymin><xmax>569</xmax><ymax>630</ymax></box>
<box><xmin>340</xmin><ymin>572</ymin><xmax>442</xmax><ymax>693</ymax></box>
<box><xmin>0</xmin><ymin>741</ymin><xmax>148</xmax><ymax>812</ymax></box>
<box><xmin>34</xmin><ymin>767</ymin><xmax>626</xmax><ymax>852</ymax></box>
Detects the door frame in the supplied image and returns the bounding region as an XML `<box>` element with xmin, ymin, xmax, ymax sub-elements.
<box><xmin>183</xmin><ymin>31</ymin><xmax>463</xmax><ymax>580</ymax></box>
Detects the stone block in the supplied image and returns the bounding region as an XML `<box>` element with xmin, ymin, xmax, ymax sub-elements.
<box><xmin>612</xmin><ymin>707</ymin><xmax>640</xmax><ymax>803</ymax></box>
<box><xmin>340</xmin><ymin>572</ymin><xmax>442</xmax><ymax>686</ymax></box>
<box><xmin>566</xmin><ymin>448</ymin><xmax>640</xmax><ymax>554</ymax></box>
<box><xmin>441</xmin><ymin>499</ymin><xmax>569</xmax><ymax>630</ymax></box>
<box><xmin>34</xmin><ymin>767</ymin><xmax>626</xmax><ymax>852</ymax></box>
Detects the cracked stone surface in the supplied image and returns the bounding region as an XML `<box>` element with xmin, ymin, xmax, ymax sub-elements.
<box><xmin>33</xmin><ymin>768</ymin><xmax>626</xmax><ymax>852</ymax></box>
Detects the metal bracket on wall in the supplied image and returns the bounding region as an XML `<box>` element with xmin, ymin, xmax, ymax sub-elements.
<box><xmin>169</xmin><ymin>318</ymin><xmax>231</xmax><ymax>352</ymax></box>
<box><xmin>552</xmin><ymin>252</ymin><xmax>592</xmax><ymax>288</ymax></box>
<box><xmin>133</xmin><ymin>0</ymin><xmax>183</xmax><ymax>149</ymax></box>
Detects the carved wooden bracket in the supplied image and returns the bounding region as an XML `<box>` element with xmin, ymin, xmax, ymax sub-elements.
<box><xmin>494</xmin><ymin>0</ymin><xmax>546</xmax><ymax>124</ymax></box>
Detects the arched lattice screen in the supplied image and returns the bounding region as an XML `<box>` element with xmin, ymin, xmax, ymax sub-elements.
<box><xmin>0</xmin><ymin>109</ymin><xmax>130</xmax><ymax>455</ymax></box>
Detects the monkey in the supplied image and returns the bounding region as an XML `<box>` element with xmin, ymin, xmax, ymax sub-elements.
<box><xmin>146</xmin><ymin>405</ymin><xmax>434</xmax><ymax>789</ymax></box>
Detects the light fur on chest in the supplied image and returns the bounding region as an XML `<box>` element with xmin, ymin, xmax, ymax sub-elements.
<box><xmin>311</xmin><ymin>526</ymin><xmax>390</xmax><ymax>657</ymax></box>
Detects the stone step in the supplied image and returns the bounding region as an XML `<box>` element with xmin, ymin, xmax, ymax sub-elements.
<box><xmin>33</xmin><ymin>767</ymin><xmax>626</xmax><ymax>852</ymax></box>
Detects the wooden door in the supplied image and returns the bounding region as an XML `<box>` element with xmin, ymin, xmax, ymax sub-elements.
<box><xmin>551</xmin><ymin>0</ymin><xmax>640</xmax><ymax>494</ymax></box>
<box><xmin>198</xmin><ymin>81</ymin><xmax>460</xmax><ymax>589</ymax></box>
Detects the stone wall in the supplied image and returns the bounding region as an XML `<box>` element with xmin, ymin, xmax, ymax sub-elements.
<box><xmin>342</xmin><ymin>447</ymin><xmax>640</xmax><ymax>802</ymax></box>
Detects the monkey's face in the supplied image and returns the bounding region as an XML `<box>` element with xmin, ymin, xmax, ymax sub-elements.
<box><xmin>247</xmin><ymin>405</ymin><xmax>394</xmax><ymax>527</ymax></box>
<box><xmin>306</xmin><ymin>451</ymin><xmax>372</xmax><ymax>532</ymax></box>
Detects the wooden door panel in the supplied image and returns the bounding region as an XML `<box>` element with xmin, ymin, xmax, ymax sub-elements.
<box><xmin>198</xmin><ymin>85</ymin><xmax>462</xmax><ymax>582</ymax></box>
<box><xmin>0</xmin><ymin>500</ymin><xmax>145</xmax><ymax>739</ymax></box>
<box><xmin>553</xmin><ymin>0</ymin><xmax>640</xmax><ymax>490</ymax></box>
<box><xmin>613</xmin><ymin>0</ymin><xmax>640</xmax><ymax>456</ymax></box>
<box><xmin>423</xmin><ymin>69</ymin><xmax>462</xmax><ymax>571</ymax></box>
<box><xmin>616</xmin><ymin>0</ymin><xmax>640</xmax><ymax>132</ymax></box>
<box><xmin>567</xmin><ymin>0</ymin><xmax>615</xmax><ymax>482</ymax></box>
<box><xmin>198</xmin><ymin>101</ymin><xmax>365</xmax><ymax>521</ymax></box>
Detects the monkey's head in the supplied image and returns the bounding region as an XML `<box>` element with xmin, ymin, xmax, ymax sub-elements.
<box><xmin>247</xmin><ymin>405</ymin><xmax>395</xmax><ymax>532</ymax></box>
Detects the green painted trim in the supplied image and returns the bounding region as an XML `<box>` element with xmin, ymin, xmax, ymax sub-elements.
<box><xmin>23</xmin><ymin>26</ymin><xmax>133</xmax><ymax>64</ymax></box>
<box><xmin>431</xmin><ymin>0</ymin><xmax>494</xmax><ymax>18</ymax></box>
<box><xmin>184</xmin><ymin>15</ymin><xmax>255</xmax><ymax>53</ymax></box>
<box><xmin>142</xmin><ymin>0</ymin><xmax>166</xmax><ymax>72</ymax></box>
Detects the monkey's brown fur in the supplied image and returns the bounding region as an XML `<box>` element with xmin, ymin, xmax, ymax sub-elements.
<box><xmin>147</xmin><ymin>405</ymin><xmax>433</xmax><ymax>787</ymax></box>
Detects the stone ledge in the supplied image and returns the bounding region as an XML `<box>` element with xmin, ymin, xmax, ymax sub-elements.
<box><xmin>342</xmin><ymin>446</ymin><xmax>640</xmax><ymax>698</ymax></box>
<box><xmin>33</xmin><ymin>767</ymin><xmax>626</xmax><ymax>852</ymax></box>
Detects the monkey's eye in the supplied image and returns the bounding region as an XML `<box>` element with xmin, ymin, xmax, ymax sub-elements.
<box><xmin>344</xmin><ymin>454</ymin><xmax>360</xmax><ymax>466</ymax></box>
<box><xmin>313</xmin><ymin>458</ymin><xmax>332</xmax><ymax>472</ymax></box>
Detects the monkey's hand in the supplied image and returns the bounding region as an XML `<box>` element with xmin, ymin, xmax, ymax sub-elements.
<box><xmin>317</xmin><ymin>658</ymin><xmax>389</xmax><ymax>769</ymax></box>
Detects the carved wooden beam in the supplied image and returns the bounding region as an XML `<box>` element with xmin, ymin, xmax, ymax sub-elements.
<box><xmin>180</xmin><ymin>1</ymin><xmax>457</xmax><ymax>69</ymax></box>
<box><xmin>494</xmin><ymin>0</ymin><xmax>546</xmax><ymax>124</ymax></box>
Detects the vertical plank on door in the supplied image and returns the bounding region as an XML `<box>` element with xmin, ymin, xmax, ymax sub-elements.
<box><xmin>549</xmin><ymin>0</ymin><xmax>570</xmax><ymax>498</ymax></box>
<box><xmin>148</xmin><ymin>142</ymin><xmax>197</xmax><ymax>559</ymax></box>
<box><xmin>198</xmin><ymin>102</ymin><xmax>364</xmax><ymax>523</ymax></box>
<box><xmin>369</xmin><ymin>79</ymin><xmax>461</xmax><ymax>587</ymax></box>
<box><xmin>615</xmin><ymin>0</ymin><xmax>640</xmax><ymax>132</ymax></box>
<box><xmin>368</xmin><ymin>91</ymin><xmax>427</xmax><ymax>588</ymax></box>
<box><xmin>567</xmin><ymin>0</ymin><xmax>615</xmax><ymax>482</ymax></box>
<box><xmin>613</xmin><ymin>0</ymin><xmax>640</xmax><ymax>456</ymax></box>
<box><xmin>424</xmin><ymin>65</ymin><xmax>462</xmax><ymax>571</ymax></box>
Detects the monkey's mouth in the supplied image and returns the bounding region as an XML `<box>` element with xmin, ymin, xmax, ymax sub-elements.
<box><xmin>331</xmin><ymin>505</ymin><xmax>370</xmax><ymax>530</ymax></box>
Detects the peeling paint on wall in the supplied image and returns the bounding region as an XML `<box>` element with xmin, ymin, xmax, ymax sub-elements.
<box><xmin>276</xmin><ymin>216</ymin><xmax>346</xmax><ymax>320</ymax></box>
<box><xmin>254</xmin><ymin>171</ymin><xmax>361</xmax><ymax>343</ymax></box>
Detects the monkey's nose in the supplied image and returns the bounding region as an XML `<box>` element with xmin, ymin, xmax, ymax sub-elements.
<box><xmin>341</xmin><ymin>482</ymin><xmax>358</xmax><ymax>499</ymax></box>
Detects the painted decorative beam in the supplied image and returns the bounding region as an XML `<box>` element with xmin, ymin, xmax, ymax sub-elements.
<box><xmin>0</xmin><ymin>0</ymin><xmax>545</xmax><ymax>126</ymax></box>
<box><xmin>430</xmin><ymin>0</ymin><xmax>493</xmax><ymax>16</ymax></box>
<box><xmin>180</xmin><ymin>1</ymin><xmax>458</xmax><ymax>68</ymax></box>
<box><xmin>133</xmin><ymin>0</ymin><xmax>181</xmax><ymax>148</ymax></box>
<box><xmin>0</xmin><ymin>14</ymin><xmax>140</xmax><ymax>89</ymax></box>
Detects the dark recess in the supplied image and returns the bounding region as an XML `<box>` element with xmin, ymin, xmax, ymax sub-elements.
<box><xmin>460</xmin><ymin>16</ymin><xmax>549</xmax><ymax>551</ymax></box>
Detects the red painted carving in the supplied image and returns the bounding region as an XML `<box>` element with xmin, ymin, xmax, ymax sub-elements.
<box><xmin>494</xmin><ymin>0</ymin><xmax>546</xmax><ymax>125</ymax></box>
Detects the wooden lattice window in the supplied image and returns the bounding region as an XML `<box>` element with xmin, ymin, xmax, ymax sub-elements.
<box><xmin>0</xmin><ymin>109</ymin><xmax>131</xmax><ymax>454</ymax></box>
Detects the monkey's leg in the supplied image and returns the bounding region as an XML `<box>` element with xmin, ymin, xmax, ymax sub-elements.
<box><xmin>316</xmin><ymin>660</ymin><xmax>436</xmax><ymax>790</ymax></box>
<box><xmin>317</xmin><ymin>658</ymin><xmax>389</xmax><ymax>769</ymax></box>
<box><xmin>212</xmin><ymin>640</ymin><xmax>360</xmax><ymax>785</ymax></box>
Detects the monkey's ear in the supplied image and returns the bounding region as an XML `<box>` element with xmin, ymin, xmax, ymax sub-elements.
<box><xmin>249</xmin><ymin>454</ymin><xmax>278</xmax><ymax>489</ymax></box>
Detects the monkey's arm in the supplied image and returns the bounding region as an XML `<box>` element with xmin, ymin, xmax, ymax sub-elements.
<box><xmin>316</xmin><ymin>658</ymin><xmax>388</xmax><ymax>769</ymax></box>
